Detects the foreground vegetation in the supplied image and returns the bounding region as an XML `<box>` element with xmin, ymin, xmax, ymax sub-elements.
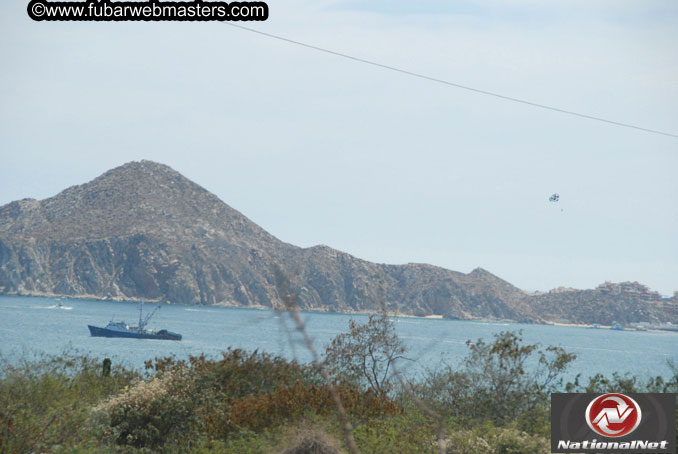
<box><xmin>1</xmin><ymin>316</ymin><xmax>677</xmax><ymax>453</ymax></box>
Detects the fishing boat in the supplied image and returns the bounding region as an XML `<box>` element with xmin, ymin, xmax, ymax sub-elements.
<box><xmin>88</xmin><ymin>302</ymin><xmax>182</xmax><ymax>340</ymax></box>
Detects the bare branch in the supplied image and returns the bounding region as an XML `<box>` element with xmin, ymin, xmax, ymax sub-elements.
<box><xmin>273</xmin><ymin>266</ymin><xmax>360</xmax><ymax>454</ymax></box>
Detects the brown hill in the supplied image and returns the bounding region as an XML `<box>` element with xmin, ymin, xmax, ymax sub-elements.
<box><xmin>0</xmin><ymin>161</ymin><xmax>674</xmax><ymax>325</ymax></box>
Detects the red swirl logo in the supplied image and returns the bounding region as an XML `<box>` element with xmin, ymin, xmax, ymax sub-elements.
<box><xmin>585</xmin><ymin>393</ymin><xmax>642</xmax><ymax>437</ymax></box>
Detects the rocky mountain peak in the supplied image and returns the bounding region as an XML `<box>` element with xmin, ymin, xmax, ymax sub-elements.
<box><xmin>0</xmin><ymin>160</ymin><xmax>278</xmax><ymax>249</ymax></box>
<box><xmin>469</xmin><ymin>267</ymin><xmax>492</xmax><ymax>277</ymax></box>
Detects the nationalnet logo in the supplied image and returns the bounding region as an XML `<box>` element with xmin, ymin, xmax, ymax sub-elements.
<box><xmin>585</xmin><ymin>393</ymin><xmax>641</xmax><ymax>437</ymax></box>
<box><xmin>551</xmin><ymin>393</ymin><xmax>676</xmax><ymax>453</ymax></box>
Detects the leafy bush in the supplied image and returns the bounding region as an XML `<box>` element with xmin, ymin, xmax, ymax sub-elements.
<box><xmin>566</xmin><ymin>360</ymin><xmax>678</xmax><ymax>394</ymax></box>
<box><xmin>443</xmin><ymin>429</ymin><xmax>492</xmax><ymax>454</ymax></box>
<box><xmin>485</xmin><ymin>425</ymin><xmax>550</xmax><ymax>454</ymax></box>
<box><xmin>278</xmin><ymin>428</ymin><xmax>343</xmax><ymax>454</ymax></box>
<box><xmin>0</xmin><ymin>351</ymin><xmax>136</xmax><ymax>453</ymax></box>
<box><xmin>228</xmin><ymin>381</ymin><xmax>400</xmax><ymax>433</ymax></box>
<box><xmin>140</xmin><ymin>349</ymin><xmax>323</xmax><ymax>442</ymax></box>
<box><xmin>352</xmin><ymin>409</ymin><xmax>439</xmax><ymax>454</ymax></box>
<box><xmin>415</xmin><ymin>331</ymin><xmax>575</xmax><ymax>428</ymax></box>
<box><xmin>442</xmin><ymin>422</ymin><xmax>550</xmax><ymax>454</ymax></box>
<box><xmin>98</xmin><ymin>367</ymin><xmax>200</xmax><ymax>448</ymax></box>
<box><xmin>324</xmin><ymin>314</ymin><xmax>408</xmax><ymax>396</ymax></box>
<box><xmin>134</xmin><ymin>348</ymin><xmax>400</xmax><ymax>442</ymax></box>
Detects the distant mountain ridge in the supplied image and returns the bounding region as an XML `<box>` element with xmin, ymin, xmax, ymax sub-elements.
<box><xmin>0</xmin><ymin>160</ymin><xmax>675</xmax><ymax>325</ymax></box>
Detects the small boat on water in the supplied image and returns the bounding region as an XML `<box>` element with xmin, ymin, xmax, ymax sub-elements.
<box><xmin>88</xmin><ymin>302</ymin><xmax>182</xmax><ymax>341</ymax></box>
<box><xmin>48</xmin><ymin>300</ymin><xmax>73</xmax><ymax>310</ymax></box>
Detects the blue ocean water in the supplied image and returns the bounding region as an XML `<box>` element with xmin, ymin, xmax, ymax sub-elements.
<box><xmin>1</xmin><ymin>295</ymin><xmax>676</xmax><ymax>382</ymax></box>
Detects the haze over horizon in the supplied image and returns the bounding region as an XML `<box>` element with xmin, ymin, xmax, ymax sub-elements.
<box><xmin>1</xmin><ymin>0</ymin><xmax>676</xmax><ymax>294</ymax></box>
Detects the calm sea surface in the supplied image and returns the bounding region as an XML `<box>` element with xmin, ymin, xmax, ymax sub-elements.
<box><xmin>1</xmin><ymin>295</ymin><xmax>676</xmax><ymax>382</ymax></box>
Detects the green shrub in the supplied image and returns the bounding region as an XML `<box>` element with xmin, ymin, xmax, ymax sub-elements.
<box><xmin>566</xmin><ymin>360</ymin><xmax>678</xmax><ymax>394</ymax></box>
<box><xmin>96</xmin><ymin>366</ymin><xmax>201</xmax><ymax>449</ymax></box>
<box><xmin>278</xmin><ymin>428</ymin><xmax>343</xmax><ymax>454</ymax></box>
<box><xmin>210</xmin><ymin>381</ymin><xmax>400</xmax><ymax>438</ymax></box>
<box><xmin>483</xmin><ymin>423</ymin><xmax>550</xmax><ymax>454</ymax></box>
<box><xmin>324</xmin><ymin>314</ymin><xmax>407</xmax><ymax>396</ymax></box>
<box><xmin>443</xmin><ymin>429</ymin><xmax>492</xmax><ymax>454</ymax></box>
<box><xmin>413</xmin><ymin>331</ymin><xmax>575</xmax><ymax>430</ymax></box>
<box><xmin>0</xmin><ymin>351</ymin><xmax>136</xmax><ymax>453</ymax></box>
<box><xmin>353</xmin><ymin>408</ymin><xmax>438</xmax><ymax>454</ymax></box>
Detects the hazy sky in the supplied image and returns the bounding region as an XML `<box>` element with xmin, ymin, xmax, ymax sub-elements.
<box><xmin>1</xmin><ymin>0</ymin><xmax>677</xmax><ymax>294</ymax></box>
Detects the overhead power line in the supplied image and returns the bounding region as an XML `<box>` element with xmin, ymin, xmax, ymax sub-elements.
<box><xmin>224</xmin><ymin>23</ymin><xmax>678</xmax><ymax>139</ymax></box>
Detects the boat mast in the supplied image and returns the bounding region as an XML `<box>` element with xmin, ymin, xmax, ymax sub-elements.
<box><xmin>138</xmin><ymin>302</ymin><xmax>161</xmax><ymax>330</ymax></box>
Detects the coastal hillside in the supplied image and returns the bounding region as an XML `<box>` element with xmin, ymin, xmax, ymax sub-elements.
<box><xmin>528</xmin><ymin>282</ymin><xmax>677</xmax><ymax>325</ymax></box>
<box><xmin>0</xmin><ymin>160</ymin><xmax>675</xmax><ymax>324</ymax></box>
